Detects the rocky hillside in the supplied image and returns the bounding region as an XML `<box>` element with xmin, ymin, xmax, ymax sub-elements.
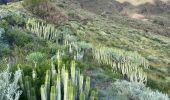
<box><xmin>76</xmin><ymin>0</ymin><xmax>170</xmax><ymax>37</ymax></box>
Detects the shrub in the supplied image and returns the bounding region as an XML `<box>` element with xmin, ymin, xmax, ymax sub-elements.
<box><xmin>6</xmin><ymin>28</ymin><xmax>32</xmax><ymax>47</ymax></box>
<box><xmin>6</xmin><ymin>13</ymin><xmax>26</xmax><ymax>27</ymax></box>
<box><xmin>106</xmin><ymin>80</ymin><xmax>170</xmax><ymax>100</ymax></box>
<box><xmin>0</xmin><ymin>67</ymin><xmax>22</xmax><ymax>100</ymax></box>
<box><xmin>0</xmin><ymin>28</ymin><xmax>10</xmax><ymax>57</ymax></box>
<box><xmin>26</xmin><ymin>52</ymin><xmax>46</xmax><ymax>68</ymax></box>
<box><xmin>0</xmin><ymin>19</ymin><xmax>9</xmax><ymax>29</ymax></box>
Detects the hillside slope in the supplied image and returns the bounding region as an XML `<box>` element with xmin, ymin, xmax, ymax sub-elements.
<box><xmin>0</xmin><ymin>1</ymin><xmax>170</xmax><ymax>99</ymax></box>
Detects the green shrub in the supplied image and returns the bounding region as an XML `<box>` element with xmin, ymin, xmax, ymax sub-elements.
<box><xmin>0</xmin><ymin>19</ymin><xmax>9</xmax><ymax>29</ymax></box>
<box><xmin>106</xmin><ymin>80</ymin><xmax>169</xmax><ymax>100</ymax></box>
<box><xmin>0</xmin><ymin>28</ymin><xmax>10</xmax><ymax>57</ymax></box>
<box><xmin>6</xmin><ymin>28</ymin><xmax>32</xmax><ymax>47</ymax></box>
<box><xmin>6</xmin><ymin>13</ymin><xmax>26</xmax><ymax>27</ymax></box>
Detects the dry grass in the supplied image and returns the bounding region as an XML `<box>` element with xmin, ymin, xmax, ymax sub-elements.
<box><xmin>116</xmin><ymin>0</ymin><xmax>169</xmax><ymax>6</ymax></box>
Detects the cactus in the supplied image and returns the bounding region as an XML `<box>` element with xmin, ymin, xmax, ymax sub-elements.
<box><xmin>32</xmin><ymin>69</ymin><xmax>37</xmax><ymax>80</ymax></box>
<box><xmin>56</xmin><ymin>74</ymin><xmax>61</xmax><ymax>100</ymax></box>
<box><xmin>40</xmin><ymin>85</ymin><xmax>47</xmax><ymax>100</ymax></box>
<box><xmin>31</xmin><ymin>88</ymin><xmax>37</xmax><ymax>100</ymax></box>
<box><xmin>64</xmin><ymin>70</ymin><xmax>68</xmax><ymax>100</ymax></box>
<box><xmin>50</xmin><ymin>86</ymin><xmax>56</xmax><ymax>100</ymax></box>
<box><xmin>71</xmin><ymin>61</ymin><xmax>76</xmax><ymax>85</ymax></box>
<box><xmin>57</xmin><ymin>50</ymin><xmax>62</xmax><ymax>73</ymax></box>
<box><xmin>68</xmin><ymin>80</ymin><xmax>74</xmax><ymax>100</ymax></box>
<box><xmin>45</xmin><ymin>70</ymin><xmax>51</xmax><ymax>100</ymax></box>
<box><xmin>26</xmin><ymin>18</ymin><xmax>58</xmax><ymax>40</ymax></box>
<box><xmin>24</xmin><ymin>76</ymin><xmax>32</xmax><ymax>100</ymax></box>
<box><xmin>93</xmin><ymin>47</ymin><xmax>148</xmax><ymax>83</ymax></box>
<box><xmin>51</xmin><ymin>61</ymin><xmax>56</xmax><ymax>78</ymax></box>
<box><xmin>40</xmin><ymin>57</ymin><xmax>97</xmax><ymax>100</ymax></box>
<box><xmin>79</xmin><ymin>92</ymin><xmax>85</xmax><ymax>100</ymax></box>
<box><xmin>85</xmin><ymin>77</ymin><xmax>90</xmax><ymax>99</ymax></box>
<box><xmin>78</xmin><ymin>71</ymin><xmax>84</xmax><ymax>94</ymax></box>
<box><xmin>90</xmin><ymin>90</ymin><xmax>97</xmax><ymax>100</ymax></box>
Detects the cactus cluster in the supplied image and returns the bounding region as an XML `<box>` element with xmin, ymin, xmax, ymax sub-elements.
<box><xmin>26</xmin><ymin>18</ymin><xmax>58</xmax><ymax>40</ymax></box>
<box><xmin>93</xmin><ymin>47</ymin><xmax>148</xmax><ymax>83</ymax></box>
<box><xmin>18</xmin><ymin>71</ymin><xmax>37</xmax><ymax>100</ymax></box>
<box><xmin>40</xmin><ymin>52</ymin><xmax>97</xmax><ymax>100</ymax></box>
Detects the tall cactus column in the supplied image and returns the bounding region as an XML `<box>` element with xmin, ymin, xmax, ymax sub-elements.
<box><xmin>85</xmin><ymin>77</ymin><xmax>91</xmax><ymax>99</ymax></box>
<box><xmin>64</xmin><ymin>71</ymin><xmax>68</xmax><ymax>100</ymax></box>
<box><xmin>45</xmin><ymin>70</ymin><xmax>51</xmax><ymax>100</ymax></box>
<box><xmin>40</xmin><ymin>85</ymin><xmax>47</xmax><ymax>100</ymax></box>
<box><xmin>71</xmin><ymin>61</ymin><xmax>76</xmax><ymax>85</ymax></box>
<box><xmin>50</xmin><ymin>86</ymin><xmax>56</xmax><ymax>100</ymax></box>
<box><xmin>79</xmin><ymin>71</ymin><xmax>84</xmax><ymax>94</ymax></box>
<box><xmin>68</xmin><ymin>80</ymin><xmax>74</xmax><ymax>100</ymax></box>
<box><xmin>24</xmin><ymin>76</ymin><xmax>32</xmax><ymax>100</ymax></box>
<box><xmin>54</xmin><ymin>74</ymin><xmax>61</xmax><ymax>100</ymax></box>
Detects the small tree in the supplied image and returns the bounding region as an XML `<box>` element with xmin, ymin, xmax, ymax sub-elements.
<box><xmin>26</xmin><ymin>52</ymin><xmax>45</xmax><ymax>68</ymax></box>
<box><xmin>26</xmin><ymin>52</ymin><xmax>45</xmax><ymax>80</ymax></box>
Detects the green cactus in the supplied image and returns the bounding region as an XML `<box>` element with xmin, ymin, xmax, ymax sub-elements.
<box><xmin>32</xmin><ymin>69</ymin><xmax>37</xmax><ymax>80</ymax></box>
<box><xmin>24</xmin><ymin>76</ymin><xmax>32</xmax><ymax>100</ymax></box>
<box><xmin>51</xmin><ymin>61</ymin><xmax>56</xmax><ymax>79</ymax></box>
<box><xmin>90</xmin><ymin>90</ymin><xmax>97</xmax><ymax>100</ymax></box>
<box><xmin>40</xmin><ymin>58</ymin><xmax>97</xmax><ymax>100</ymax></box>
<box><xmin>31</xmin><ymin>88</ymin><xmax>37</xmax><ymax>100</ymax></box>
<box><xmin>79</xmin><ymin>74</ymin><xmax>84</xmax><ymax>94</ymax></box>
<box><xmin>26</xmin><ymin>18</ymin><xmax>58</xmax><ymax>40</ymax></box>
<box><xmin>71</xmin><ymin>61</ymin><xmax>76</xmax><ymax>85</ymax></box>
<box><xmin>40</xmin><ymin>85</ymin><xmax>47</xmax><ymax>100</ymax></box>
<box><xmin>68</xmin><ymin>80</ymin><xmax>74</xmax><ymax>100</ymax></box>
<box><xmin>79</xmin><ymin>92</ymin><xmax>85</xmax><ymax>100</ymax></box>
<box><xmin>50</xmin><ymin>86</ymin><xmax>56</xmax><ymax>100</ymax></box>
<box><xmin>93</xmin><ymin>47</ymin><xmax>148</xmax><ymax>83</ymax></box>
<box><xmin>57</xmin><ymin>50</ymin><xmax>62</xmax><ymax>73</ymax></box>
<box><xmin>56</xmin><ymin>74</ymin><xmax>61</xmax><ymax>100</ymax></box>
<box><xmin>45</xmin><ymin>70</ymin><xmax>51</xmax><ymax>100</ymax></box>
<box><xmin>64</xmin><ymin>70</ymin><xmax>68</xmax><ymax>100</ymax></box>
<box><xmin>85</xmin><ymin>77</ymin><xmax>90</xmax><ymax>99</ymax></box>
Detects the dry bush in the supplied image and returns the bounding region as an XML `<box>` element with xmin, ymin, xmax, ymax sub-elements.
<box><xmin>24</xmin><ymin>0</ymin><xmax>68</xmax><ymax>24</ymax></box>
